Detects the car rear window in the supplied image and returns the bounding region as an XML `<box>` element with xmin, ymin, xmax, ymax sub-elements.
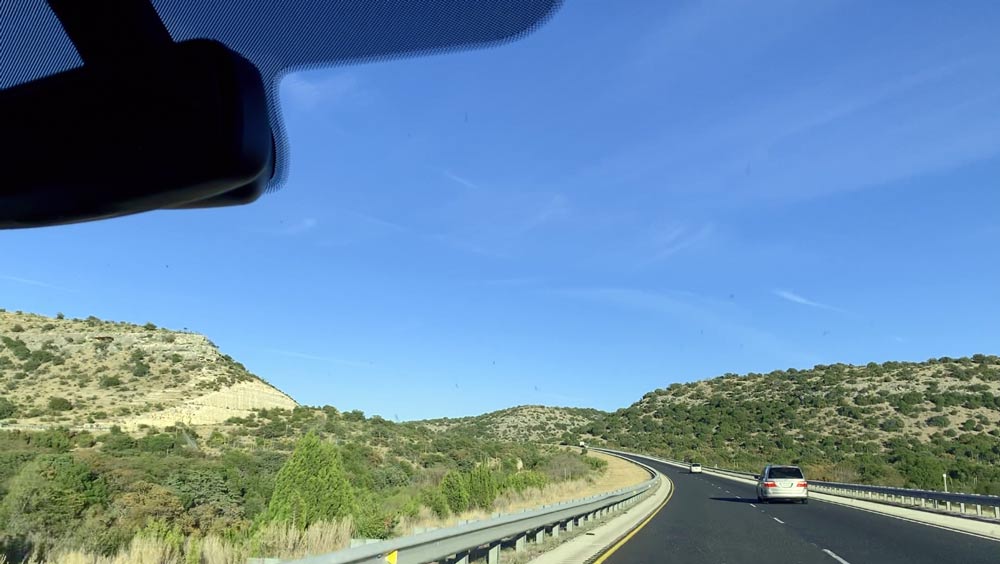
<box><xmin>769</xmin><ymin>467</ymin><xmax>804</xmax><ymax>479</ymax></box>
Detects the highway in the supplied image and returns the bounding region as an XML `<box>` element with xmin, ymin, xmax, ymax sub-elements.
<box><xmin>603</xmin><ymin>454</ymin><xmax>999</xmax><ymax>564</ymax></box>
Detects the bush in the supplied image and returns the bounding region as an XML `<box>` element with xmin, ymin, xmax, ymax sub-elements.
<box><xmin>879</xmin><ymin>418</ymin><xmax>904</xmax><ymax>432</ymax></box>
<box><xmin>0</xmin><ymin>397</ymin><xmax>16</xmax><ymax>419</ymax></box>
<box><xmin>440</xmin><ymin>471</ymin><xmax>469</xmax><ymax>514</ymax></box>
<box><xmin>465</xmin><ymin>465</ymin><xmax>498</xmax><ymax>510</ymax></box>
<box><xmin>421</xmin><ymin>488</ymin><xmax>450</xmax><ymax>518</ymax></box>
<box><xmin>926</xmin><ymin>415</ymin><xmax>950</xmax><ymax>428</ymax></box>
<box><xmin>100</xmin><ymin>375</ymin><xmax>123</xmax><ymax>388</ymax></box>
<box><xmin>503</xmin><ymin>471</ymin><xmax>547</xmax><ymax>493</ymax></box>
<box><xmin>48</xmin><ymin>396</ymin><xmax>73</xmax><ymax>412</ymax></box>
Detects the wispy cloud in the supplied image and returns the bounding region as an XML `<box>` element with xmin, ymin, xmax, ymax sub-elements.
<box><xmin>265</xmin><ymin>348</ymin><xmax>371</xmax><ymax>368</ymax></box>
<box><xmin>443</xmin><ymin>170</ymin><xmax>484</xmax><ymax>191</ymax></box>
<box><xmin>280</xmin><ymin>218</ymin><xmax>319</xmax><ymax>235</ymax></box>
<box><xmin>0</xmin><ymin>274</ymin><xmax>72</xmax><ymax>292</ymax></box>
<box><xmin>773</xmin><ymin>289</ymin><xmax>847</xmax><ymax>314</ymax></box>
<box><xmin>431</xmin><ymin>168</ymin><xmax>573</xmax><ymax>257</ymax></box>
<box><xmin>560</xmin><ymin>286</ymin><xmax>812</xmax><ymax>365</ymax></box>
<box><xmin>281</xmin><ymin>72</ymin><xmax>362</xmax><ymax>111</ymax></box>
<box><xmin>343</xmin><ymin>210</ymin><xmax>408</xmax><ymax>233</ymax></box>
<box><xmin>646</xmin><ymin>222</ymin><xmax>715</xmax><ymax>263</ymax></box>
<box><xmin>520</xmin><ymin>193</ymin><xmax>571</xmax><ymax>233</ymax></box>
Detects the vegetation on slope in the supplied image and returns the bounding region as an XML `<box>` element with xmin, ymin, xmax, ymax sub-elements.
<box><xmin>0</xmin><ymin>309</ymin><xmax>296</xmax><ymax>429</ymax></box>
<box><xmin>419</xmin><ymin>405</ymin><xmax>606</xmax><ymax>443</ymax></box>
<box><xmin>581</xmin><ymin>356</ymin><xmax>1000</xmax><ymax>494</ymax></box>
<box><xmin>0</xmin><ymin>405</ymin><xmax>606</xmax><ymax>562</ymax></box>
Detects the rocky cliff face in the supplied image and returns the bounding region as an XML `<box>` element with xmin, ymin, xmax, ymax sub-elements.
<box><xmin>0</xmin><ymin>310</ymin><xmax>297</xmax><ymax>431</ymax></box>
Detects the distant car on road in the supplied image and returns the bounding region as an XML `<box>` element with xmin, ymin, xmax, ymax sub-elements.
<box><xmin>689</xmin><ymin>463</ymin><xmax>702</xmax><ymax>474</ymax></box>
<box><xmin>756</xmin><ymin>465</ymin><xmax>808</xmax><ymax>503</ymax></box>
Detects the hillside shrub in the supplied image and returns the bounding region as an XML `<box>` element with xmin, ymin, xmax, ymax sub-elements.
<box><xmin>265</xmin><ymin>433</ymin><xmax>355</xmax><ymax>528</ymax></box>
<box><xmin>48</xmin><ymin>397</ymin><xmax>73</xmax><ymax>412</ymax></box>
<box><xmin>440</xmin><ymin>471</ymin><xmax>469</xmax><ymax>514</ymax></box>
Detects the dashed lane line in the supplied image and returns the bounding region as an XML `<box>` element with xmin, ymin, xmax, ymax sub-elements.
<box><xmin>822</xmin><ymin>549</ymin><xmax>851</xmax><ymax>564</ymax></box>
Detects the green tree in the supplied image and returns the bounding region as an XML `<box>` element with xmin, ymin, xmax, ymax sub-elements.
<box><xmin>0</xmin><ymin>454</ymin><xmax>108</xmax><ymax>543</ymax></box>
<box><xmin>265</xmin><ymin>432</ymin><xmax>354</xmax><ymax>528</ymax></box>
<box><xmin>466</xmin><ymin>465</ymin><xmax>498</xmax><ymax>510</ymax></box>
<box><xmin>440</xmin><ymin>470</ymin><xmax>469</xmax><ymax>514</ymax></box>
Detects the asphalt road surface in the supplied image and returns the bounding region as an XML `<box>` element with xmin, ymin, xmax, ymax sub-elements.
<box><xmin>603</xmin><ymin>454</ymin><xmax>999</xmax><ymax>564</ymax></box>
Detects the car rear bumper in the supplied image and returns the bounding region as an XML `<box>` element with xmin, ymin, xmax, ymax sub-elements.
<box><xmin>761</xmin><ymin>489</ymin><xmax>807</xmax><ymax>500</ymax></box>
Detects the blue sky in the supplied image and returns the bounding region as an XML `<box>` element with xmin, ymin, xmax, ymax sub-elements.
<box><xmin>4</xmin><ymin>0</ymin><xmax>1000</xmax><ymax>420</ymax></box>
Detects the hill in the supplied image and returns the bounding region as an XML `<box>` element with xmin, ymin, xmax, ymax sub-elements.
<box><xmin>580</xmin><ymin>356</ymin><xmax>1000</xmax><ymax>494</ymax></box>
<box><xmin>0</xmin><ymin>310</ymin><xmax>612</xmax><ymax>564</ymax></box>
<box><xmin>0</xmin><ymin>309</ymin><xmax>297</xmax><ymax>431</ymax></box>
<box><xmin>418</xmin><ymin>405</ymin><xmax>606</xmax><ymax>443</ymax></box>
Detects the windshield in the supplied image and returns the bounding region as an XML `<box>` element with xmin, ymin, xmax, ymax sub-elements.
<box><xmin>769</xmin><ymin>467</ymin><xmax>805</xmax><ymax>480</ymax></box>
<box><xmin>3</xmin><ymin>2</ymin><xmax>1000</xmax><ymax>564</ymax></box>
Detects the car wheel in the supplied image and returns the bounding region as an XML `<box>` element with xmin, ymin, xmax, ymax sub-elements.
<box><xmin>802</xmin><ymin>499</ymin><xmax>808</xmax><ymax>505</ymax></box>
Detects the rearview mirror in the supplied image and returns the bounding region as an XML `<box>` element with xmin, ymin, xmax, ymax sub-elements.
<box><xmin>1</xmin><ymin>39</ymin><xmax>273</xmax><ymax>228</ymax></box>
<box><xmin>1</xmin><ymin>0</ymin><xmax>273</xmax><ymax>228</ymax></box>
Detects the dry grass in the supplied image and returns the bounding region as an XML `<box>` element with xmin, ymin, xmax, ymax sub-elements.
<box><xmin>13</xmin><ymin>520</ymin><xmax>355</xmax><ymax>564</ymax></box>
<box><xmin>396</xmin><ymin>450</ymin><xmax>649</xmax><ymax>536</ymax></box>
<box><xmin>250</xmin><ymin>519</ymin><xmax>353</xmax><ymax>559</ymax></box>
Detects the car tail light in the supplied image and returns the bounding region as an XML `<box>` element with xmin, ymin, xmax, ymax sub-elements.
<box><xmin>796</xmin><ymin>482</ymin><xmax>808</xmax><ymax>488</ymax></box>
<box><xmin>763</xmin><ymin>481</ymin><xmax>778</xmax><ymax>488</ymax></box>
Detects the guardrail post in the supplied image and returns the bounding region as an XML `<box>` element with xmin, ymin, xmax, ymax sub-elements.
<box><xmin>566</xmin><ymin>519</ymin><xmax>574</xmax><ymax>533</ymax></box>
<box><xmin>454</xmin><ymin>552</ymin><xmax>470</xmax><ymax>564</ymax></box>
<box><xmin>515</xmin><ymin>534</ymin><xmax>527</xmax><ymax>552</ymax></box>
<box><xmin>959</xmin><ymin>502</ymin><xmax>966</xmax><ymax>514</ymax></box>
<box><xmin>487</xmin><ymin>542</ymin><xmax>500</xmax><ymax>564</ymax></box>
<box><xmin>551</xmin><ymin>524</ymin><xmax>560</xmax><ymax>539</ymax></box>
<box><xmin>976</xmin><ymin>504</ymin><xmax>982</xmax><ymax>516</ymax></box>
<box><xmin>536</xmin><ymin>527</ymin><xmax>546</xmax><ymax>544</ymax></box>
<box><xmin>946</xmin><ymin>501</ymin><xmax>952</xmax><ymax>512</ymax></box>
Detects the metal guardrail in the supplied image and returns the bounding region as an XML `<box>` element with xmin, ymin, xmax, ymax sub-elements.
<box><xmin>277</xmin><ymin>453</ymin><xmax>660</xmax><ymax>564</ymax></box>
<box><xmin>649</xmin><ymin>455</ymin><xmax>1000</xmax><ymax>521</ymax></box>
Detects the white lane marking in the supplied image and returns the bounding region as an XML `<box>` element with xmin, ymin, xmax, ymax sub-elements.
<box><xmin>773</xmin><ymin>517</ymin><xmax>785</xmax><ymax>524</ymax></box>
<box><xmin>749</xmin><ymin>503</ymin><xmax>756</xmax><ymax>508</ymax></box>
<box><xmin>822</xmin><ymin>549</ymin><xmax>850</xmax><ymax>564</ymax></box>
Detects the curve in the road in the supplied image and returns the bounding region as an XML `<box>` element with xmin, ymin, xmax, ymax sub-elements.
<box><xmin>598</xmin><ymin>454</ymin><xmax>1000</xmax><ymax>564</ymax></box>
<box><xmin>593</xmin><ymin>473</ymin><xmax>676</xmax><ymax>564</ymax></box>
